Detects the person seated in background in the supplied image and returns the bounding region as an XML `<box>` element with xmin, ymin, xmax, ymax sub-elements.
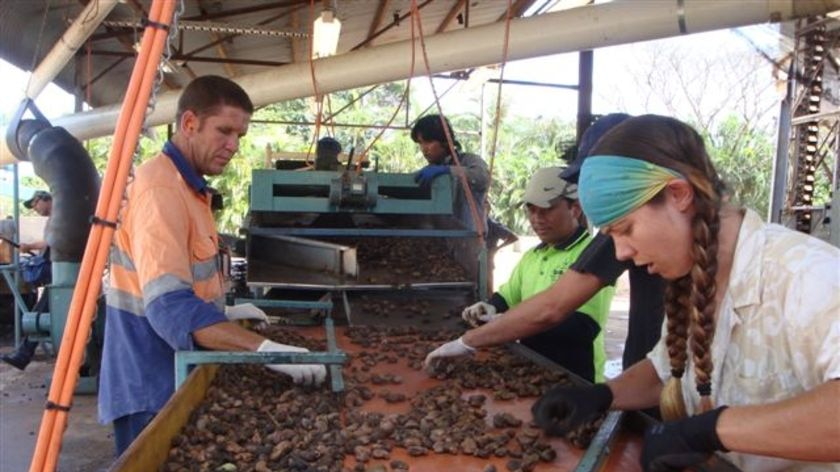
<box><xmin>411</xmin><ymin>114</ymin><xmax>489</xmax><ymax>232</ymax></box>
<box><xmin>314</xmin><ymin>136</ymin><xmax>342</xmax><ymax>171</ymax></box>
<box><xmin>427</xmin><ymin>168</ymin><xmax>615</xmax><ymax>382</ymax></box>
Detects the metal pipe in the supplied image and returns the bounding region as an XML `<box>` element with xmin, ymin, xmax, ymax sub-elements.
<box><xmin>770</xmin><ymin>93</ymin><xmax>792</xmax><ymax>223</ymax></box>
<box><xmin>790</xmin><ymin>108</ymin><xmax>840</xmax><ymax>125</ymax></box>
<box><xmin>25</xmin><ymin>126</ymin><xmax>101</xmax><ymax>262</ymax></box>
<box><xmin>251</xmin><ymin>119</ymin><xmax>410</xmax><ymax>131</ymax></box>
<box><xmin>3</xmin><ymin>0</ymin><xmax>839</xmax><ymax>165</ymax></box>
<box><xmin>25</xmin><ymin>0</ymin><xmax>119</xmax><ymax>99</ymax></box>
<box><xmin>11</xmin><ymin>164</ymin><xmax>22</xmax><ymax>348</ymax></box>
<box><xmin>576</xmin><ymin>50</ymin><xmax>593</xmax><ymax>142</ymax></box>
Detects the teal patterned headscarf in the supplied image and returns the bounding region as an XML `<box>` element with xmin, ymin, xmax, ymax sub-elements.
<box><xmin>579</xmin><ymin>155</ymin><xmax>683</xmax><ymax>227</ymax></box>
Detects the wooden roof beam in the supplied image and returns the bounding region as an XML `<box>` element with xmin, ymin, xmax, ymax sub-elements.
<box><xmin>498</xmin><ymin>0</ymin><xmax>537</xmax><ymax>21</ymax></box>
<box><xmin>198</xmin><ymin>0</ymin><xmax>239</xmax><ymax>77</ymax></box>
<box><xmin>436</xmin><ymin>0</ymin><xmax>467</xmax><ymax>34</ymax></box>
<box><xmin>182</xmin><ymin>1</ymin><xmax>306</xmax><ymax>22</ymax></box>
<box><xmin>351</xmin><ymin>0</ymin><xmax>434</xmax><ymax>51</ymax></box>
<box><xmin>365</xmin><ymin>0</ymin><xmax>391</xmax><ymax>48</ymax></box>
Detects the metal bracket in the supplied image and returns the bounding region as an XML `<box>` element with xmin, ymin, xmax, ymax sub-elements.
<box><xmin>174</xmin><ymin>349</ymin><xmax>348</xmax><ymax>391</ymax></box>
<box><xmin>177</xmin><ymin>297</ymin><xmax>348</xmax><ymax>392</ymax></box>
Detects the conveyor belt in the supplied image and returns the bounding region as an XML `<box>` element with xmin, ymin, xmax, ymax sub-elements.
<box><xmin>247</xmin><ymin>257</ymin><xmax>474</xmax><ymax>290</ymax></box>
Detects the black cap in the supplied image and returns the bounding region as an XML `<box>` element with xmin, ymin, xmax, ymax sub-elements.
<box><xmin>560</xmin><ymin>113</ymin><xmax>632</xmax><ymax>183</ymax></box>
<box><xmin>23</xmin><ymin>190</ymin><xmax>51</xmax><ymax>209</ymax></box>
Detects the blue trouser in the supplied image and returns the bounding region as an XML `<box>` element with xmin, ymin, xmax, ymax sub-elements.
<box><xmin>113</xmin><ymin>411</ymin><xmax>155</xmax><ymax>456</ymax></box>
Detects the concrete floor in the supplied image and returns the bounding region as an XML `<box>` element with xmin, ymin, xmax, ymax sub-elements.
<box><xmin>0</xmin><ymin>331</ymin><xmax>115</xmax><ymax>472</ymax></box>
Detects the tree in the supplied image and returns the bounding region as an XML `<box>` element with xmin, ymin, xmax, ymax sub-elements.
<box><xmin>701</xmin><ymin>114</ymin><xmax>775</xmax><ymax>216</ymax></box>
<box><xmin>72</xmin><ymin>80</ymin><xmax>573</xmax><ymax>235</ymax></box>
<box><xmin>609</xmin><ymin>34</ymin><xmax>783</xmax><ymax>217</ymax></box>
<box><xmin>486</xmin><ymin>113</ymin><xmax>576</xmax><ymax>234</ymax></box>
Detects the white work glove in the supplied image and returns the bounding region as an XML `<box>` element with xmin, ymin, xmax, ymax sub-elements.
<box><xmin>225</xmin><ymin>303</ymin><xmax>269</xmax><ymax>322</ymax></box>
<box><xmin>424</xmin><ymin>336</ymin><xmax>476</xmax><ymax>368</ymax></box>
<box><xmin>258</xmin><ymin>340</ymin><xmax>327</xmax><ymax>386</ymax></box>
<box><xmin>461</xmin><ymin>301</ymin><xmax>500</xmax><ymax>327</ymax></box>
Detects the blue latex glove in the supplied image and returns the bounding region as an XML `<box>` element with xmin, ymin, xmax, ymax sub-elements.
<box><xmin>641</xmin><ymin>406</ymin><xmax>728</xmax><ymax>472</ymax></box>
<box><xmin>414</xmin><ymin>164</ymin><xmax>450</xmax><ymax>187</ymax></box>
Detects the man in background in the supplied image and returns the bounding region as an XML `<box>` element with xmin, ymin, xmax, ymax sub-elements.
<box><xmin>314</xmin><ymin>136</ymin><xmax>342</xmax><ymax>171</ymax></box>
<box><xmin>20</xmin><ymin>190</ymin><xmax>52</xmax><ymax>253</ymax></box>
<box><xmin>1</xmin><ymin>190</ymin><xmax>54</xmax><ymax>370</ymax></box>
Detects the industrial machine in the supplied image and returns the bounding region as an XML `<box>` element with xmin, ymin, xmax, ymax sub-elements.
<box><xmin>171</xmin><ymin>165</ymin><xmax>488</xmax><ymax>394</ymax></box>
<box><xmin>243</xmin><ymin>167</ymin><xmax>487</xmax><ymax>319</ymax></box>
<box><xmin>2</xmin><ymin>100</ymin><xmax>103</xmax><ymax>392</ymax></box>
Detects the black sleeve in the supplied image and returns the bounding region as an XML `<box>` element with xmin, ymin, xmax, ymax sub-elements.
<box><xmin>488</xmin><ymin>292</ymin><xmax>510</xmax><ymax>313</ymax></box>
<box><xmin>570</xmin><ymin>232</ymin><xmax>632</xmax><ymax>285</ymax></box>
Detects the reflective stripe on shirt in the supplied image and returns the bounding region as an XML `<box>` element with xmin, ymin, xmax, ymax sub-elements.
<box><xmin>106</xmin><ymin>287</ymin><xmax>145</xmax><ymax>316</ymax></box>
<box><xmin>142</xmin><ymin>273</ymin><xmax>192</xmax><ymax>307</ymax></box>
<box><xmin>110</xmin><ymin>245</ymin><xmax>136</xmax><ymax>271</ymax></box>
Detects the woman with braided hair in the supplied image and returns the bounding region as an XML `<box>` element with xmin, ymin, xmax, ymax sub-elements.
<box><xmin>531</xmin><ymin>115</ymin><xmax>840</xmax><ymax>471</ymax></box>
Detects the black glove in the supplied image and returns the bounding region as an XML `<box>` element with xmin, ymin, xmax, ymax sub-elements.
<box><xmin>531</xmin><ymin>383</ymin><xmax>613</xmax><ymax>436</ymax></box>
<box><xmin>641</xmin><ymin>406</ymin><xmax>729</xmax><ymax>472</ymax></box>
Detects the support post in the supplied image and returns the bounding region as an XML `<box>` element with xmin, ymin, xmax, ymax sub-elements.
<box><xmin>577</xmin><ymin>50</ymin><xmax>593</xmax><ymax>142</ymax></box>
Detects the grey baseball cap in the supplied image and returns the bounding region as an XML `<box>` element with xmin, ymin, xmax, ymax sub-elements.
<box><xmin>23</xmin><ymin>190</ymin><xmax>51</xmax><ymax>209</ymax></box>
<box><xmin>524</xmin><ymin>167</ymin><xmax>578</xmax><ymax>208</ymax></box>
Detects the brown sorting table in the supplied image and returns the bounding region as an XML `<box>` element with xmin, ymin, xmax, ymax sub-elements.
<box><xmin>109</xmin><ymin>326</ymin><xmax>734</xmax><ymax>472</ymax></box>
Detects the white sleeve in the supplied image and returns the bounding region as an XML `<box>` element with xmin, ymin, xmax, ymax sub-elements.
<box><xmin>646</xmin><ymin>319</ymin><xmax>671</xmax><ymax>383</ymax></box>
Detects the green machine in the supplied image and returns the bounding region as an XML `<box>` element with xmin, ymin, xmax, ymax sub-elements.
<box><xmin>3</xmin><ymin>100</ymin><xmax>104</xmax><ymax>392</ymax></box>
<box><xmin>189</xmin><ymin>167</ymin><xmax>489</xmax><ymax>393</ymax></box>
<box><xmin>245</xmin><ymin>168</ymin><xmax>488</xmax><ymax>296</ymax></box>
<box><xmin>0</xmin><ymin>261</ymin><xmax>104</xmax><ymax>392</ymax></box>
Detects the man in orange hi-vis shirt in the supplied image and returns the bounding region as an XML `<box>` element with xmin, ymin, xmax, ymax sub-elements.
<box><xmin>98</xmin><ymin>76</ymin><xmax>326</xmax><ymax>455</ymax></box>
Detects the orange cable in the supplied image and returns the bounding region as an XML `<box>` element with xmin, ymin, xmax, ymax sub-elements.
<box><xmin>354</xmin><ymin>0</ymin><xmax>418</xmax><ymax>174</ymax></box>
<box><xmin>44</xmin><ymin>4</ymin><xmax>174</xmax><ymax>468</ymax></box>
<box><xmin>29</xmin><ymin>1</ymin><xmax>175</xmax><ymax>470</ymax></box>
<box><xmin>485</xmin><ymin>0</ymin><xmax>513</xmax><ymax>220</ymax></box>
<box><xmin>325</xmin><ymin>93</ymin><xmax>336</xmax><ymax>137</ymax></box>
<box><xmin>305</xmin><ymin>0</ymin><xmax>326</xmax><ymax>166</ymax></box>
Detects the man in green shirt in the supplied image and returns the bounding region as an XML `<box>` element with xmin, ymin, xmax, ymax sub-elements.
<box><xmin>428</xmin><ymin>167</ymin><xmax>615</xmax><ymax>382</ymax></box>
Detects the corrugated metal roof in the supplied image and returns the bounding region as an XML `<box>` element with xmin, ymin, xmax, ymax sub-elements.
<box><xmin>0</xmin><ymin>0</ymin><xmax>535</xmax><ymax>107</ymax></box>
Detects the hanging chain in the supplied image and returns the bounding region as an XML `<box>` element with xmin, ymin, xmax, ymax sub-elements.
<box><xmin>147</xmin><ymin>0</ymin><xmax>185</xmax><ymax>132</ymax></box>
<box><xmin>133</xmin><ymin>0</ymin><xmax>184</xmax><ymax>164</ymax></box>
<box><xmin>24</xmin><ymin>0</ymin><xmax>51</xmax><ymax>97</ymax></box>
<box><xmin>125</xmin><ymin>0</ymin><xmax>185</xmax><ymax>193</ymax></box>
<box><xmin>101</xmin><ymin>19</ymin><xmax>308</xmax><ymax>39</ymax></box>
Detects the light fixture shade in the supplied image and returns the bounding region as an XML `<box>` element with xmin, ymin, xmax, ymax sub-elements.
<box><xmin>313</xmin><ymin>10</ymin><xmax>342</xmax><ymax>58</ymax></box>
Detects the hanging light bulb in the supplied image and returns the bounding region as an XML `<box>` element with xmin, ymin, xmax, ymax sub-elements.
<box><xmin>313</xmin><ymin>8</ymin><xmax>341</xmax><ymax>58</ymax></box>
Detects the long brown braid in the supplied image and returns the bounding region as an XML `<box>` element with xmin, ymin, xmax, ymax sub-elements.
<box><xmin>590</xmin><ymin>115</ymin><xmax>726</xmax><ymax>418</ymax></box>
<box><xmin>664</xmin><ymin>277</ymin><xmax>691</xmax><ymax>379</ymax></box>
<box><xmin>687</xmin><ymin>194</ymin><xmax>721</xmax><ymax>413</ymax></box>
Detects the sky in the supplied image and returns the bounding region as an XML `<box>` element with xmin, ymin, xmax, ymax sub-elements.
<box><xmin>0</xmin><ymin>60</ymin><xmax>76</xmax><ymax>202</ymax></box>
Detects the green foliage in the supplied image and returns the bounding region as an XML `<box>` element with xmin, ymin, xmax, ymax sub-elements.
<box><xmin>208</xmin><ymin>137</ymin><xmax>265</xmax><ymax>234</ymax></box>
<box><xmin>85</xmin><ymin>81</ymin><xmax>573</xmax><ymax>235</ymax></box>
<box><xmin>695</xmin><ymin>114</ymin><xmax>774</xmax><ymax>217</ymax></box>
<box><xmin>487</xmin><ymin>116</ymin><xmax>576</xmax><ymax>234</ymax></box>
